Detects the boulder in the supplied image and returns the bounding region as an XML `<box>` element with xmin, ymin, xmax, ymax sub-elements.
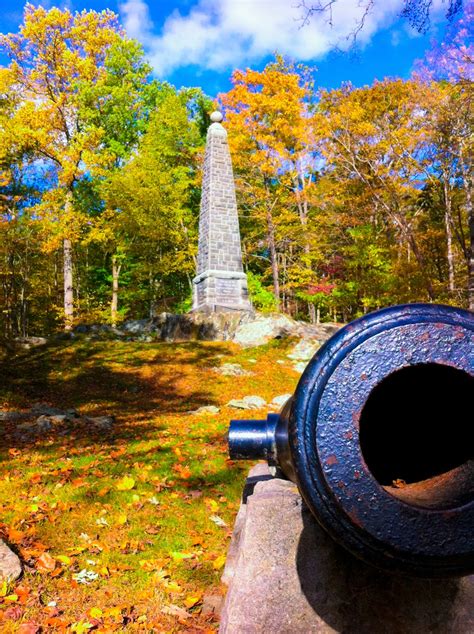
<box><xmin>31</xmin><ymin>403</ymin><xmax>65</xmax><ymax>417</ymax></box>
<box><xmin>0</xmin><ymin>540</ymin><xmax>22</xmax><ymax>582</ymax></box>
<box><xmin>269</xmin><ymin>394</ymin><xmax>292</xmax><ymax>410</ymax></box>
<box><xmin>13</xmin><ymin>336</ymin><xmax>47</xmax><ymax>349</ymax></box>
<box><xmin>69</xmin><ymin>312</ymin><xmax>341</xmax><ymax>347</ymax></box>
<box><xmin>233</xmin><ymin>313</ymin><xmax>296</xmax><ymax>348</ymax></box>
<box><xmin>213</xmin><ymin>363</ymin><xmax>252</xmax><ymax>377</ymax></box>
<box><xmin>191</xmin><ymin>405</ymin><xmax>220</xmax><ymax>415</ymax></box>
<box><xmin>122</xmin><ymin>319</ymin><xmax>151</xmax><ymax>334</ymax></box>
<box><xmin>85</xmin><ymin>415</ymin><xmax>115</xmax><ymax>431</ymax></box>
<box><xmin>287</xmin><ymin>339</ymin><xmax>320</xmax><ymax>361</ymax></box>
<box><xmin>292</xmin><ymin>361</ymin><xmax>307</xmax><ymax>374</ymax></box>
<box><xmin>227</xmin><ymin>396</ymin><xmax>266</xmax><ymax>410</ymax></box>
<box><xmin>0</xmin><ymin>410</ymin><xmax>28</xmax><ymax>422</ymax></box>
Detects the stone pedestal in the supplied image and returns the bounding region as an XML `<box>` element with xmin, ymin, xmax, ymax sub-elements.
<box><xmin>220</xmin><ymin>464</ymin><xmax>474</xmax><ymax>633</ymax></box>
<box><xmin>192</xmin><ymin>112</ymin><xmax>251</xmax><ymax>313</ymax></box>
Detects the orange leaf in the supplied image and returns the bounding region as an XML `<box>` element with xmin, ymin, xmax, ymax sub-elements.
<box><xmin>36</xmin><ymin>552</ymin><xmax>56</xmax><ymax>572</ymax></box>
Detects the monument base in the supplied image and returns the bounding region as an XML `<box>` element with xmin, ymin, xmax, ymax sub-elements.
<box><xmin>192</xmin><ymin>270</ymin><xmax>252</xmax><ymax>313</ymax></box>
<box><xmin>220</xmin><ymin>464</ymin><xmax>474</xmax><ymax>633</ymax></box>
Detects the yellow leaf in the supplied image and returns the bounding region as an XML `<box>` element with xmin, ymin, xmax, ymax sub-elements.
<box><xmin>166</xmin><ymin>581</ymin><xmax>182</xmax><ymax>593</ymax></box>
<box><xmin>213</xmin><ymin>555</ymin><xmax>226</xmax><ymax>570</ymax></box>
<box><xmin>56</xmin><ymin>555</ymin><xmax>71</xmax><ymax>566</ymax></box>
<box><xmin>4</xmin><ymin>594</ymin><xmax>18</xmax><ymax>603</ymax></box>
<box><xmin>170</xmin><ymin>551</ymin><xmax>193</xmax><ymax>561</ymax></box>
<box><xmin>71</xmin><ymin>621</ymin><xmax>94</xmax><ymax>633</ymax></box>
<box><xmin>116</xmin><ymin>514</ymin><xmax>128</xmax><ymax>525</ymax></box>
<box><xmin>99</xmin><ymin>566</ymin><xmax>110</xmax><ymax>577</ymax></box>
<box><xmin>205</xmin><ymin>498</ymin><xmax>219</xmax><ymax>513</ymax></box>
<box><xmin>0</xmin><ymin>580</ymin><xmax>8</xmax><ymax>597</ymax></box>
<box><xmin>116</xmin><ymin>476</ymin><xmax>135</xmax><ymax>491</ymax></box>
<box><xmin>184</xmin><ymin>594</ymin><xmax>202</xmax><ymax>609</ymax></box>
<box><xmin>89</xmin><ymin>607</ymin><xmax>103</xmax><ymax>619</ymax></box>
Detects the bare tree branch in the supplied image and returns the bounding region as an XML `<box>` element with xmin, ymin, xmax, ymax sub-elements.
<box><xmin>297</xmin><ymin>0</ymin><xmax>464</xmax><ymax>40</ymax></box>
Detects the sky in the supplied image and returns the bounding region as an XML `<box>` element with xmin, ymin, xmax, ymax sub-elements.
<box><xmin>0</xmin><ymin>0</ymin><xmax>453</xmax><ymax>97</ymax></box>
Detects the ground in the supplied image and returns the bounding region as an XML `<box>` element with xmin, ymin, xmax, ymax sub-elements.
<box><xmin>0</xmin><ymin>336</ymin><xmax>299</xmax><ymax>632</ymax></box>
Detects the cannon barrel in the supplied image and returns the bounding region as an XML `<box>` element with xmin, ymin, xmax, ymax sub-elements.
<box><xmin>229</xmin><ymin>304</ymin><xmax>474</xmax><ymax>577</ymax></box>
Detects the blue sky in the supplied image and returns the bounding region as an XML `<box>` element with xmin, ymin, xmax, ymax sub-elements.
<box><xmin>0</xmin><ymin>1</ymin><xmax>450</xmax><ymax>97</ymax></box>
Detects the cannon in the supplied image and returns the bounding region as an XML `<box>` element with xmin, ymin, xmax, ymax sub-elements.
<box><xmin>229</xmin><ymin>304</ymin><xmax>474</xmax><ymax>578</ymax></box>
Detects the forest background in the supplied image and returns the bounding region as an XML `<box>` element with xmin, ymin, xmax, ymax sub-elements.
<box><xmin>0</xmin><ymin>3</ymin><xmax>472</xmax><ymax>337</ymax></box>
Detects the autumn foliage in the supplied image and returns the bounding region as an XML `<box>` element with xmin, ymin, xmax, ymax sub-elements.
<box><xmin>1</xmin><ymin>5</ymin><xmax>473</xmax><ymax>335</ymax></box>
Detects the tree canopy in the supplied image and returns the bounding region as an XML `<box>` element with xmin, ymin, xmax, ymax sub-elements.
<box><xmin>0</xmin><ymin>3</ymin><xmax>472</xmax><ymax>337</ymax></box>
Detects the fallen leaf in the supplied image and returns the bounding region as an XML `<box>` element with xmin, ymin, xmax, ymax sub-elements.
<box><xmin>184</xmin><ymin>593</ymin><xmax>202</xmax><ymax>609</ymax></box>
<box><xmin>213</xmin><ymin>555</ymin><xmax>226</xmax><ymax>570</ymax></box>
<box><xmin>17</xmin><ymin>623</ymin><xmax>40</xmax><ymax>634</ymax></box>
<box><xmin>116</xmin><ymin>476</ymin><xmax>135</xmax><ymax>491</ymax></box>
<box><xmin>210</xmin><ymin>515</ymin><xmax>227</xmax><ymax>528</ymax></box>
<box><xmin>88</xmin><ymin>607</ymin><xmax>103</xmax><ymax>619</ymax></box>
<box><xmin>161</xmin><ymin>604</ymin><xmax>189</xmax><ymax>619</ymax></box>
<box><xmin>166</xmin><ymin>581</ymin><xmax>182</xmax><ymax>593</ymax></box>
<box><xmin>56</xmin><ymin>555</ymin><xmax>71</xmax><ymax>566</ymax></box>
<box><xmin>170</xmin><ymin>551</ymin><xmax>193</xmax><ymax>562</ymax></box>
<box><xmin>36</xmin><ymin>552</ymin><xmax>56</xmax><ymax>572</ymax></box>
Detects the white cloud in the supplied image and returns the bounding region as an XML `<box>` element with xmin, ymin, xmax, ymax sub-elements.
<box><xmin>119</xmin><ymin>0</ymin><xmax>153</xmax><ymax>41</ymax></box>
<box><xmin>118</xmin><ymin>0</ymin><xmax>445</xmax><ymax>77</ymax></box>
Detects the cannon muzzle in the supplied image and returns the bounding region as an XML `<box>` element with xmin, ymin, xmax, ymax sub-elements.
<box><xmin>229</xmin><ymin>304</ymin><xmax>474</xmax><ymax>577</ymax></box>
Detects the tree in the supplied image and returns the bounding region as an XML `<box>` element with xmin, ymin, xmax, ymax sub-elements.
<box><xmin>416</xmin><ymin>4</ymin><xmax>473</xmax><ymax>307</ymax></box>
<box><xmin>316</xmin><ymin>79</ymin><xmax>443</xmax><ymax>301</ymax></box>
<box><xmin>221</xmin><ymin>58</ymin><xmax>321</xmax><ymax>315</ymax></box>
<box><xmin>99</xmin><ymin>88</ymin><xmax>207</xmax><ymax>320</ymax></box>
<box><xmin>0</xmin><ymin>4</ymin><xmax>150</xmax><ymax>329</ymax></box>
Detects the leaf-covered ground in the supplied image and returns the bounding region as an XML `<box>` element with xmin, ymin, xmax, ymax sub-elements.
<box><xmin>0</xmin><ymin>337</ymin><xmax>299</xmax><ymax>632</ymax></box>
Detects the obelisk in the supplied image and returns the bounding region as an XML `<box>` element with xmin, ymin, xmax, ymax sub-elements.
<box><xmin>192</xmin><ymin>111</ymin><xmax>252</xmax><ymax>313</ymax></box>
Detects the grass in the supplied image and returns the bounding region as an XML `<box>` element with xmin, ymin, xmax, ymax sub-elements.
<box><xmin>0</xmin><ymin>336</ymin><xmax>299</xmax><ymax>632</ymax></box>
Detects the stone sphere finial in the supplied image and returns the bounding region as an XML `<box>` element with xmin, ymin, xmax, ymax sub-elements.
<box><xmin>210</xmin><ymin>110</ymin><xmax>223</xmax><ymax>123</ymax></box>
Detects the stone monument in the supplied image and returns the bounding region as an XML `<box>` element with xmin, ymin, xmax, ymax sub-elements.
<box><xmin>192</xmin><ymin>111</ymin><xmax>252</xmax><ymax>313</ymax></box>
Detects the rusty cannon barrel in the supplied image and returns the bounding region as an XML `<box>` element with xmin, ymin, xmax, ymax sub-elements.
<box><xmin>229</xmin><ymin>304</ymin><xmax>474</xmax><ymax>578</ymax></box>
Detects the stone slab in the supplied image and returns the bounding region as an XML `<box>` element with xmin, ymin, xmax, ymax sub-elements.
<box><xmin>220</xmin><ymin>465</ymin><xmax>474</xmax><ymax>633</ymax></box>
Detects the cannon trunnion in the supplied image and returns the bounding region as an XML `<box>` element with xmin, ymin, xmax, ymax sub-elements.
<box><xmin>229</xmin><ymin>304</ymin><xmax>474</xmax><ymax>577</ymax></box>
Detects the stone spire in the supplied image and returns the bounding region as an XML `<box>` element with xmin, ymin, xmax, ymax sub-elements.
<box><xmin>192</xmin><ymin>111</ymin><xmax>252</xmax><ymax>313</ymax></box>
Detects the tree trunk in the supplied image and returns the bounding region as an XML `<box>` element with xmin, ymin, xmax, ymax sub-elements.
<box><xmin>266</xmin><ymin>209</ymin><xmax>280</xmax><ymax>309</ymax></box>
<box><xmin>111</xmin><ymin>255</ymin><xmax>122</xmax><ymax>327</ymax></box>
<box><xmin>63</xmin><ymin>190</ymin><xmax>74</xmax><ymax>331</ymax></box>
<box><xmin>405</xmin><ymin>227</ymin><xmax>435</xmax><ymax>301</ymax></box>
<box><xmin>308</xmin><ymin>302</ymin><xmax>316</xmax><ymax>323</ymax></box>
<box><xmin>458</xmin><ymin>142</ymin><xmax>474</xmax><ymax>310</ymax></box>
<box><xmin>63</xmin><ymin>237</ymin><xmax>73</xmax><ymax>331</ymax></box>
<box><xmin>443</xmin><ymin>177</ymin><xmax>455</xmax><ymax>294</ymax></box>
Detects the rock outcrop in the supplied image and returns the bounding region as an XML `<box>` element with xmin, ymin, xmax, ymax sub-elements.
<box><xmin>72</xmin><ymin>311</ymin><xmax>341</xmax><ymax>349</ymax></box>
